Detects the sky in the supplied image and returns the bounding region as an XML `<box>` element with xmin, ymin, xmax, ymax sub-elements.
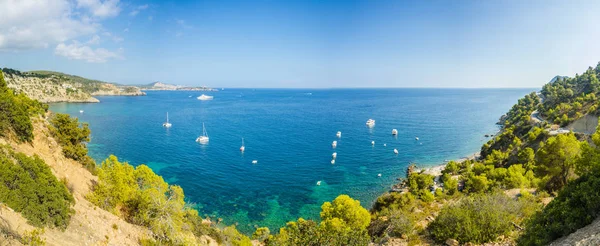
<box><xmin>1</xmin><ymin>0</ymin><xmax>600</xmax><ymax>88</ymax></box>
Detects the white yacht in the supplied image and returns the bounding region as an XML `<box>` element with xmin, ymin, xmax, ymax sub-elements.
<box><xmin>240</xmin><ymin>138</ymin><xmax>245</xmax><ymax>152</ymax></box>
<box><xmin>415</xmin><ymin>136</ymin><xmax>419</xmax><ymax>141</ymax></box>
<box><xmin>371</xmin><ymin>141</ymin><xmax>375</xmax><ymax>145</ymax></box>
<box><xmin>332</xmin><ymin>141</ymin><xmax>337</xmax><ymax>148</ymax></box>
<box><xmin>196</xmin><ymin>123</ymin><xmax>209</xmax><ymax>144</ymax></box>
<box><xmin>317</xmin><ymin>181</ymin><xmax>322</xmax><ymax>186</ymax></box>
<box><xmin>162</xmin><ymin>112</ymin><xmax>172</xmax><ymax>128</ymax></box>
<box><xmin>197</xmin><ymin>94</ymin><xmax>214</xmax><ymax>100</ymax></box>
<box><xmin>252</xmin><ymin>160</ymin><xmax>258</xmax><ymax>164</ymax></box>
<box><xmin>394</xmin><ymin>149</ymin><xmax>399</xmax><ymax>154</ymax></box>
<box><xmin>378</xmin><ymin>173</ymin><xmax>382</xmax><ymax>177</ymax></box>
<box><xmin>336</xmin><ymin>131</ymin><xmax>342</xmax><ymax>138</ymax></box>
<box><xmin>332</xmin><ymin>152</ymin><xmax>337</xmax><ymax>159</ymax></box>
<box><xmin>79</xmin><ymin>110</ymin><xmax>84</xmax><ymax>114</ymax></box>
<box><xmin>331</xmin><ymin>160</ymin><xmax>335</xmax><ymax>164</ymax></box>
<box><xmin>392</xmin><ymin>129</ymin><xmax>398</xmax><ymax>135</ymax></box>
<box><xmin>366</xmin><ymin>119</ymin><xmax>375</xmax><ymax>127</ymax></box>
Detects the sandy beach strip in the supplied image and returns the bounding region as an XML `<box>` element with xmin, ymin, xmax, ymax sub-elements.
<box><xmin>415</xmin><ymin>152</ymin><xmax>481</xmax><ymax>176</ymax></box>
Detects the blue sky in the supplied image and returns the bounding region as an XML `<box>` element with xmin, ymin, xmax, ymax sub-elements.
<box><xmin>1</xmin><ymin>0</ymin><xmax>600</xmax><ymax>88</ymax></box>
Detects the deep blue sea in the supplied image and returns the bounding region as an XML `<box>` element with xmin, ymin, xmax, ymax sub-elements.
<box><xmin>49</xmin><ymin>88</ymin><xmax>532</xmax><ymax>233</ymax></box>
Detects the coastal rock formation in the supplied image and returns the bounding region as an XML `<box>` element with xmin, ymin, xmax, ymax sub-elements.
<box><xmin>549</xmin><ymin>217</ymin><xmax>600</xmax><ymax>246</ymax></box>
<box><xmin>3</xmin><ymin>72</ymin><xmax>99</xmax><ymax>103</ymax></box>
<box><xmin>141</xmin><ymin>81</ymin><xmax>217</xmax><ymax>91</ymax></box>
<box><xmin>90</xmin><ymin>83</ymin><xmax>146</xmax><ymax>96</ymax></box>
<box><xmin>1</xmin><ymin>69</ymin><xmax>145</xmax><ymax>103</ymax></box>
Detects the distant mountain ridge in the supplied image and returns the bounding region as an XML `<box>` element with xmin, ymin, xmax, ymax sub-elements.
<box><xmin>140</xmin><ymin>81</ymin><xmax>217</xmax><ymax>91</ymax></box>
<box><xmin>1</xmin><ymin>68</ymin><xmax>145</xmax><ymax>103</ymax></box>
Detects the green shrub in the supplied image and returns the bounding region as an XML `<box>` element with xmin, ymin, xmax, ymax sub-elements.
<box><xmin>0</xmin><ymin>148</ymin><xmax>74</xmax><ymax>228</ymax></box>
<box><xmin>49</xmin><ymin>113</ymin><xmax>96</xmax><ymax>173</ymax></box>
<box><xmin>429</xmin><ymin>192</ymin><xmax>538</xmax><ymax>244</ymax></box>
<box><xmin>0</xmin><ymin>71</ymin><xmax>47</xmax><ymax>142</ymax></box>
<box><xmin>518</xmin><ymin>172</ymin><xmax>600</xmax><ymax>246</ymax></box>
<box><xmin>267</xmin><ymin>195</ymin><xmax>371</xmax><ymax>246</ymax></box>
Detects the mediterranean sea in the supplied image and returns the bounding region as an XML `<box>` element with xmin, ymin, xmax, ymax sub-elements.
<box><xmin>49</xmin><ymin>88</ymin><xmax>532</xmax><ymax>233</ymax></box>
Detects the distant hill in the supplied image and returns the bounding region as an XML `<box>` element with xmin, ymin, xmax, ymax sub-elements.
<box><xmin>549</xmin><ymin>75</ymin><xmax>569</xmax><ymax>83</ymax></box>
<box><xmin>140</xmin><ymin>81</ymin><xmax>217</xmax><ymax>91</ymax></box>
<box><xmin>1</xmin><ymin>68</ymin><xmax>145</xmax><ymax>103</ymax></box>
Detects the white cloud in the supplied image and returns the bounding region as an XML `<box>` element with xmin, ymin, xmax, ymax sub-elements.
<box><xmin>87</xmin><ymin>34</ymin><xmax>101</xmax><ymax>45</ymax></box>
<box><xmin>0</xmin><ymin>0</ymin><xmax>98</xmax><ymax>50</ymax></box>
<box><xmin>101</xmin><ymin>31</ymin><xmax>124</xmax><ymax>42</ymax></box>
<box><xmin>129</xmin><ymin>4</ymin><xmax>149</xmax><ymax>17</ymax></box>
<box><xmin>55</xmin><ymin>41</ymin><xmax>122</xmax><ymax>63</ymax></box>
<box><xmin>76</xmin><ymin>0</ymin><xmax>121</xmax><ymax>18</ymax></box>
<box><xmin>175</xmin><ymin>19</ymin><xmax>193</xmax><ymax>29</ymax></box>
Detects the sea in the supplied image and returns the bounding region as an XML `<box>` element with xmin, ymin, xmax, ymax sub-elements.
<box><xmin>49</xmin><ymin>88</ymin><xmax>532</xmax><ymax>233</ymax></box>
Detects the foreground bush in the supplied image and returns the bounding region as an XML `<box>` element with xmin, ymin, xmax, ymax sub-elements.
<box><xmin>49</xmin><ymin>113</ymin><xmax>96</xmax><ymax>173</ymax></box>
<box><xmin>0</xmin><ymin>71</ymin><xmax>47</xmax><ymax>142</ymax></box>
<box><xmin>428</xmin><ymin>192</ymin><xmax>538</xmax><ymax>244</ymax></box>
<box><xmin>0</xmin><ymin>148</ymin><xmax>74</xmax><ymax>228</ymax></box>
<box><xmin>266</xmin><ymin>195</ymin><xmax>371</xmax><ymax>246</ymax></box>
<box><xmin>89</xmin><ymin>155</ymin><xmax>250</xmax><ymax>245</ymax></box>
<box><xmin>517</xmin><ymin>172</ymin><xmax>600</xmax><ymax>246</ymax></box>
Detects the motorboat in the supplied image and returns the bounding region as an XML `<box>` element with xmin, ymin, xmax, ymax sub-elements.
<box><xmin>366</xmin><ymin>119</ymin><xmax>375</xmax><ymax>127</ymax></box>
<box><xmin>393</xmin><ymin>149</ymin><xmax>399</xmax><ymax>154</ymax></box>
<box><xmin>197</xmin><ymin>94</ymin><xmax>214</xmax><ymax>100</ymax></box>
<box><xmin>332</xmin><ymin>152</ymin><xmax>337</xmax><ymax>159</ymax></box>
<box><xmin>392</xmin><ymin>129</ymin><xmax>398</xmax><ymax>135</ymax></box>
<box><xmin>332</xmin><ymin>141</ymin><xmax>337</xmax><ymax>148</ymax></box>
<box><xmin>336</xmin><ymin>131</ymin><xmax>342</xmax><ymax>138</ymax></box>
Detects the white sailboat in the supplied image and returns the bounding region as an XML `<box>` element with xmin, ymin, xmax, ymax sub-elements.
<box><xmin>240</xmin><ymin>138</ymin><xmax>245</xmax><ymax>152</ymax></box>
<box><xmin>196</xmin><ymin>123</ymin><xmax>209</xmax><ymax>144</ymax></box>
<box><xmin>162</xmin><ymin>112</ymin><xmax>172</xmax><ymax>128</ymax></box>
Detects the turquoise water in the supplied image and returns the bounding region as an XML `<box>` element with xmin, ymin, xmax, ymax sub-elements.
<box><xmin>50</xmin><ymin>88</ymin><xmax>531</xmax><ymax>233</ymax></box>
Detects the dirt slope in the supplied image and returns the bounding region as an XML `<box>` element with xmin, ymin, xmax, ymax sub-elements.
<box><xmin>0</xmin><ymin>114</ymin><xmax>151</xmax><ymax>246</ymax></box>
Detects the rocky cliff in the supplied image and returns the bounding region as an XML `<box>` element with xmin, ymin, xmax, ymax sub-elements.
<box><xmin>1</xmin><ymin>69</ymin><xmax>145</xmax><ymax>103</ymax></box>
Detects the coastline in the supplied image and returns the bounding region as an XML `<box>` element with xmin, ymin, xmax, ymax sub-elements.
<box><xmin>415</xmin><ymin>152</ymin><xmax>481</xmax><ymax>177</ymax></box>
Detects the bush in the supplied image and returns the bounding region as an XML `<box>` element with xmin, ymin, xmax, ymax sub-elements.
<box><xmin>517</xmin><ymin>172</ymin><xmax>600</xmax><ymax>246</ymax></box>
<box><xmin>89</xmin><ymin>155</ymin><xmax>247</xmax><ymax>244</ymax></box>
<box><xmin>267</xmin><ymin>195</ymin><xmax>371</xmax><ymax>245</ymax></box>
<box><xmin>0</xmin><ymin>71</ymin><xmax>47</xmax><ymax>142</ymax></box>
<box><xmin>0</xmin><ymin>148</ymin><xmax>74</xmax><ymax>229</ymax></box>
<box><xmin>429</xmin><ymin>193</ymin><xmax>538</xmax><ymax>244</ymax></box>
<box><xmin>49</xmin><ymin>113</ymin><xmax>95</xmax><ymax>173</ymax></box>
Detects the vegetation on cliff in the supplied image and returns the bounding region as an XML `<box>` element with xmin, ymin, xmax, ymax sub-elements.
<box><xmin>0</xmin><ymin>147</ymin><xmax>74</xmax><ymax>229</ymax></box>
<box><xmin>89</xmin><ymin>155</ymin><xmax>251</xmax><ymax>245</ymax></box>
<box><xmin>49</xmin><ymin>113</ymin><xmax>96</xmax><ymax>173</ymax></box>
<box><xmin>264</xmin><ymin>195</ymin><xmax>371</xmax><ymax>246</ymax></box>
<box><xmin>0</xmin><ymin>69</ymin><xmax>47</xmax><ymax>142</ymax></box>
<box><xmin>367</xmin><ymin>62</ymin><xmax>600</xmax><ymax>245</ymax></box>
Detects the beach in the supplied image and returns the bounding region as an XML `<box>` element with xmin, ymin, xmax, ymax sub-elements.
<box><xmin>416</xmin><ymin>152</ymin><xmax>482</xmax><ymax>176</ymax></box>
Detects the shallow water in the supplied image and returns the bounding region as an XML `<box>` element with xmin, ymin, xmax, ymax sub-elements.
<box><xmin>50</xmin><ymin>88</ymin><xmax>532</xmax><ymax>233</ymax></box>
